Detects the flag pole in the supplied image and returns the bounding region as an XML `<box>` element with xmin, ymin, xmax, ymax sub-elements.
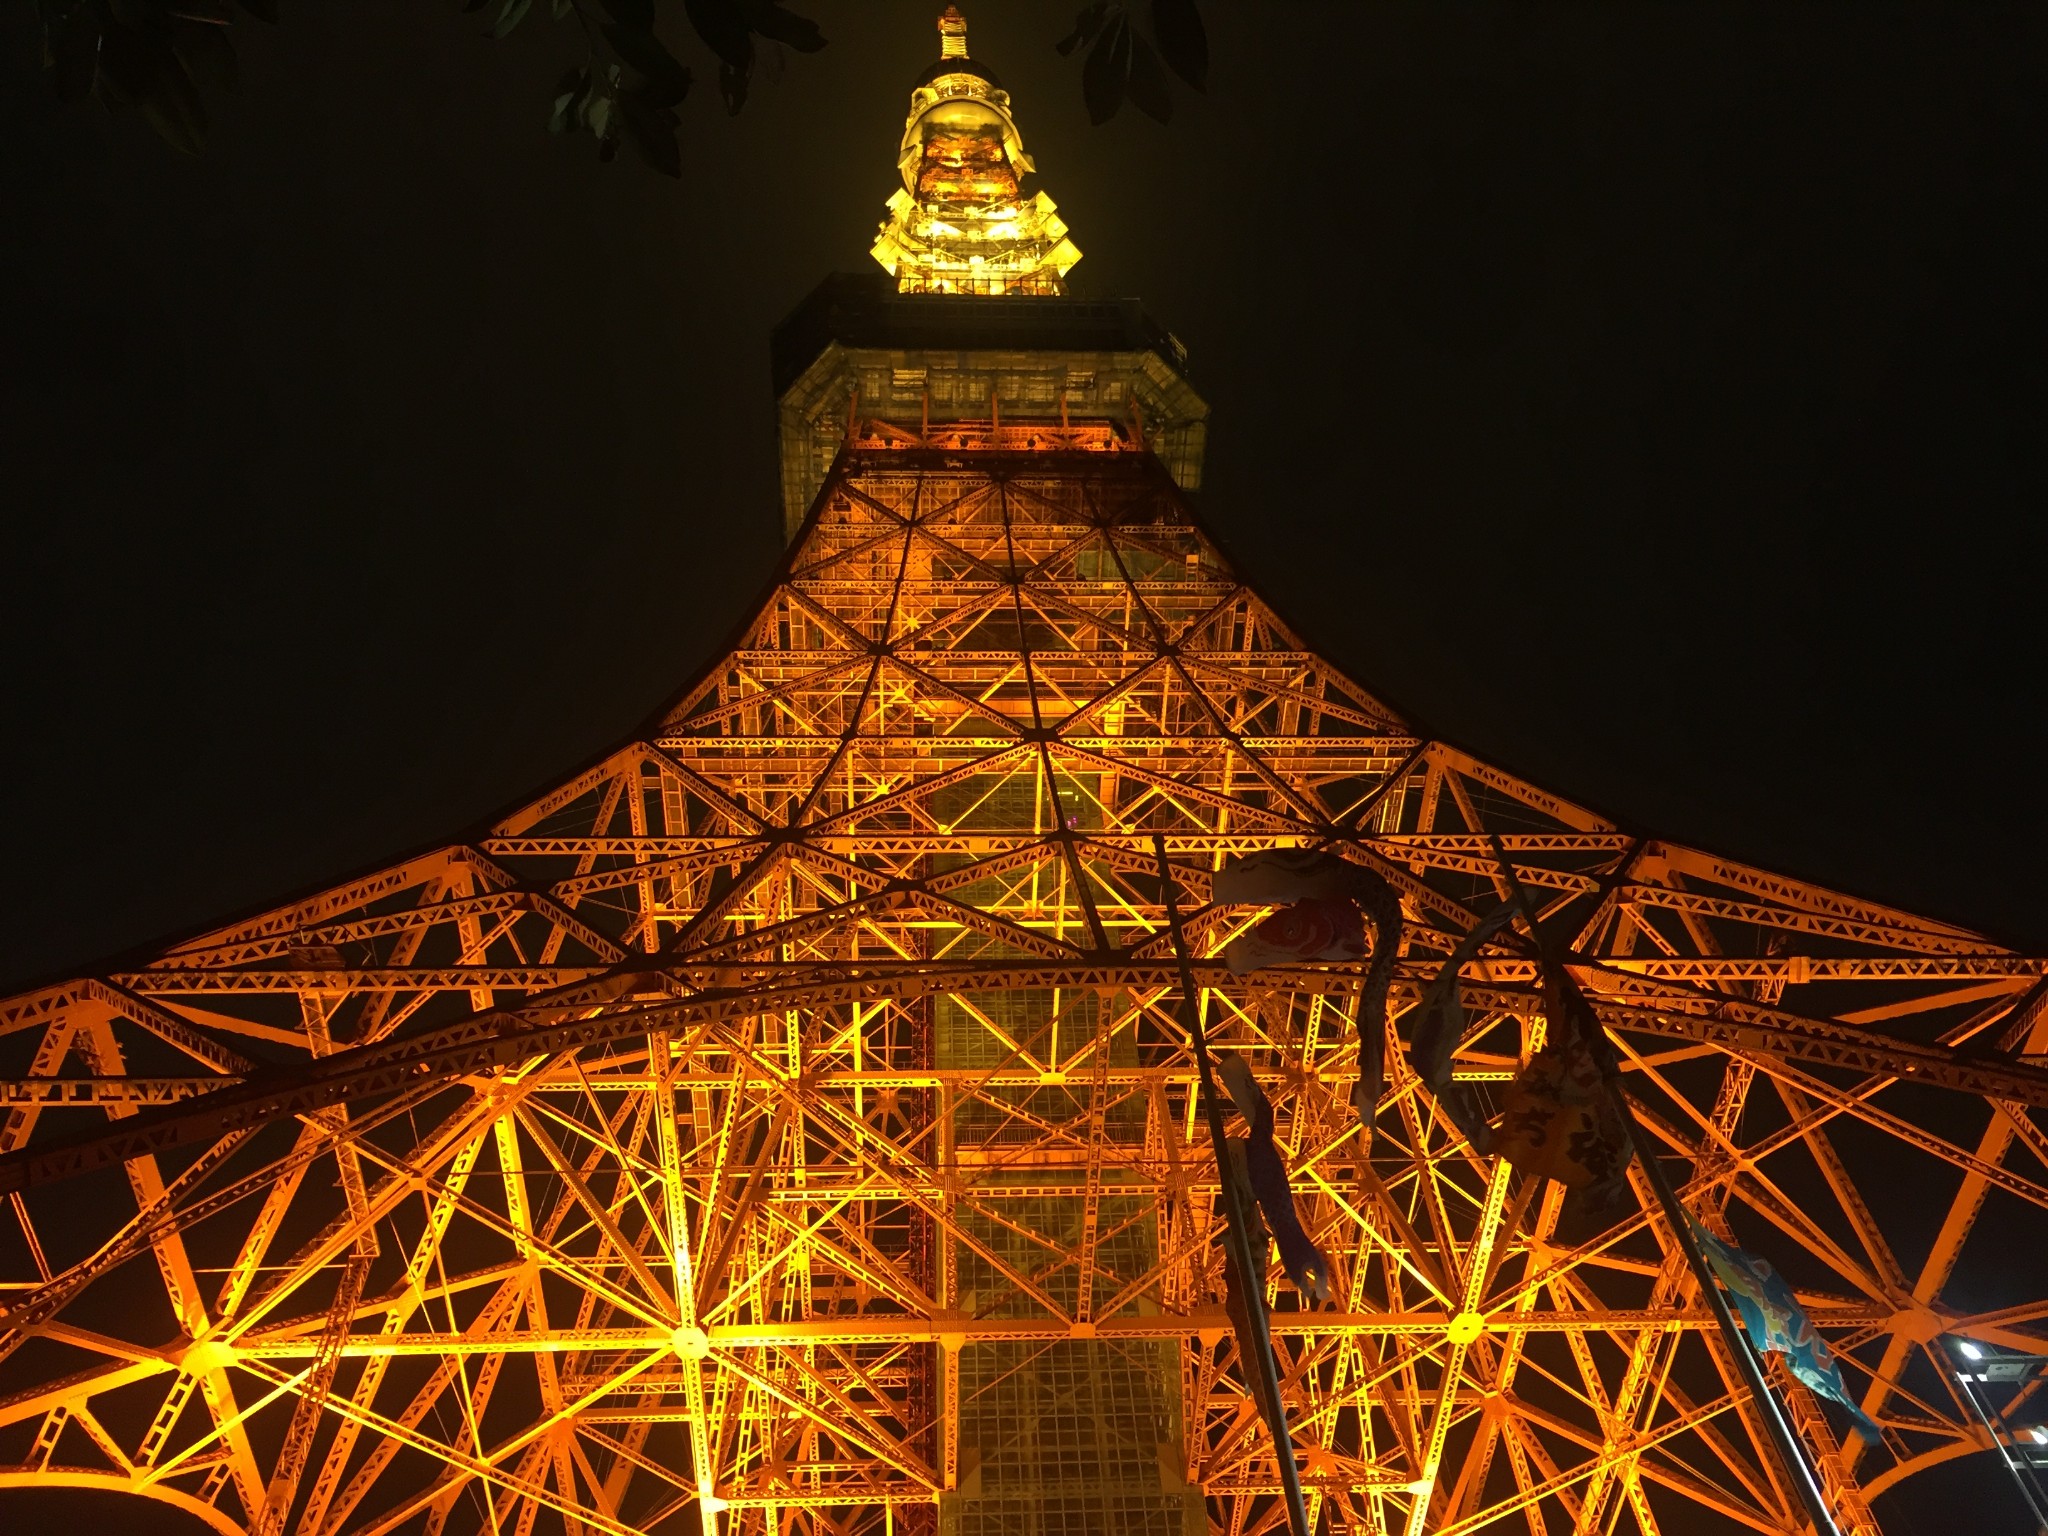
<box><xmin>1486</xmin><ymin>844</ymin><xmax>1846</xmax><ymax>1536</ymax></box>
<box><xmin>1596</xmin><ymin>1034</ymin><xmax>1847</xmax><ymax>1536</ymax></box>
<box><xmin>1154</xmin><ymin>833</ymin><xmax>1313</xmax><ymax>1536</ymax></box>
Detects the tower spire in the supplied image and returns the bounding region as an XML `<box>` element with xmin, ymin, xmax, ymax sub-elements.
<box><xmin>869</xmin><ymin>7</ymin><xmax>1081</xmax><ymax>295</ymax></box>
<box><xmin>937</xmin><ymin>3</ymin><xmax>967</xmax><ymax>59</ymax></box>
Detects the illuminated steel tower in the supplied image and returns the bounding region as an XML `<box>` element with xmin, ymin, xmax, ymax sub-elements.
<box><xmin>3</xmin><ymin>12</ymin><xmax>2046</xmax><ymax>1536</ymax></box>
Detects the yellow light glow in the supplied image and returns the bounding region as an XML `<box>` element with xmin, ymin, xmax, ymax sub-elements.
<box><xmin>870</xmin><ymin>8</ymin><xmax>1082</xmax><ymax>296</ymax></box>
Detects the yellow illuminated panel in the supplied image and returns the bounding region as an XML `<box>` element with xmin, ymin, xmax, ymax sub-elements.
<box><xmin>871</xmin><ymin>8</ymin><xmax>1081</xmax><ymax>296</ymax></box>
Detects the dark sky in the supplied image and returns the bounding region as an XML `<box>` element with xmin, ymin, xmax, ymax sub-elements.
<box><xmin>3</xmin><ymin>3</ymin><xmax>2046</xmax><ymax>1529</ymax></box>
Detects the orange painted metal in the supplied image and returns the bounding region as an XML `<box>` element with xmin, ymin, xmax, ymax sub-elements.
<box><xmin>1</xmin><ymin>438</ymin><xmax>2043</xmax><ymax>1535</ymax></box>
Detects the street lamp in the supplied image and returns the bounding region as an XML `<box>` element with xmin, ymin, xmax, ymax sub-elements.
<box><xmin>1946</xmin><ymin>1337</ymin><xmax>2048</xmax><ymax>1533</ymax></box>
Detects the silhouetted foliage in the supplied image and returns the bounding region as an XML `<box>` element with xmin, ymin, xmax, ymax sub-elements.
<box><xmin>488</xmin><ymin>0</ymin><xmax>818</xmax><ymax>174</ymax></box>
<box><xmin>33</xmin><ymin>0</ymin><xmax>265</xmax><ymax>155</ymax></box>
<box><xmin>31</xmin><ymin>0</ymin><xmax>1207</xmax><ymax>173</ymax></box>
<box><xmin>1057</xmin><ymin>1</ymin><xmax>1206</xmax><ymax>125</ymax></box>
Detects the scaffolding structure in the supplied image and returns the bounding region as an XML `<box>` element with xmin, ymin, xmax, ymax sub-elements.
<box><xmin>3</xmin><ymin>13</ymin><xmax>2047</xmax><ymax>1536</ymax></box>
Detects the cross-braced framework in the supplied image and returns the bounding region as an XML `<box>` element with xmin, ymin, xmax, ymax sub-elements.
<box><xmin>3</xmin><ymin>427</ymin><xmax>2046</xmax><ymax>1536</ymax></box>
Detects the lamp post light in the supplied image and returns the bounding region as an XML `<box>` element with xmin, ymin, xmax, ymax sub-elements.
<box><xmin>1947</xmin><ymin>1337</ymin><xmax>2048</xmax><ymax>1533</ymax></box>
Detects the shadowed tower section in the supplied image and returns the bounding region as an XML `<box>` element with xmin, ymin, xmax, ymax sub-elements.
<box><xmin>2</xmin><ymin>12</ymin><xmax>2046</xmax><ymax>1536</ymax></box>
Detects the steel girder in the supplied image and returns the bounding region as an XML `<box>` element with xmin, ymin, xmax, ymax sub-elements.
<box><xmin>1</xmin><ymin>438</ymin><xmax>2043</xmax><ymax>1536</ymax></box>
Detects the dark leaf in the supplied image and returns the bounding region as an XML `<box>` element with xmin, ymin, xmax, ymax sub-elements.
<box><xmin>584</xmin><ymin>86</ymin><xmax>615</xmax><ymax>145</ymax></box>
<box><xmin>98</xmin><ymin>24</ymin><xmax>209</xmax><ymax>155</ymax></box>
<box><xmin>598</xmin><ymin>0</ymin><xmax>651</xmax><ymax>25</ymax></box>
<box><xmin>548</xmin><ymin>63</ymin><xmax>588</xmax><ymax>132</ymax></box>
<box><xmin>717</xmin><ymin>58</ymin><xmax>747</xmax><ymax>115</ymax></box>
<box><xmin>46</xmin><ymin>8</ymin><xmax>100</xmax><ymax>102</ymax></box>
<box><xmin>167</xmin><ymin>2</ymin><xmax>235</xmax><ymax>23</ymax></box>
<box><xmin>642</xmin><ymin>63</ymin><xmax>690</xmax><ymax>109</ymax></box>
<box><xmin>91</xmin><ymin>20</ymin><xmax>155</xmax><ymax>100</ymax></box>
<box><xmin>463</xmin><ymin>0</ymin><xmax>492</xmax><ymax>13</ymax></box>
<box><xmin>1125</xmin><ymin>31</ymin><xmax>1171</xmax><ymax>123</ymax></box>
<box><xmin>175</xmin><ymin>21</ymin><xmax>238</xmax><ymax>95</ymax></box>
<box><xmin>553</xmin><ymin>0</ymin><xmax>571</xmax><ymax>17</ymax></box>
<box><xmin>1055</xmin><ymin>2</ymin><xmax>1109</xmax><ymax>58</ymax></box>
<box><xmin>744</xmin><ymin>0</ymin><xmax>823</xmax><ymax>53</ymax></box>
<box><xmin>1080</xmin><ymin>11</ymin><xmax>1130</xmax><ymax>125</ymax></box>
<box><xmin>1149</xmin><ymin>0</ymin><xmax>1205</xmax><ymax>90</ymax></box>
<box><xmin>683</xmin><ymin>0</ymin><xmax>752</xmax><ymax>71</ymax></box>
<box><xmin>236</xmin><ymin>0</ymin><xmax>280</xmax><ymax>21</ymax></box>
<box><xmin>145</xmin><ymin>58</ymin><xmax>210</xmax><ymax>155</ymax></box>
<box><xmin>621</xmin><ymin>86</ymin><xmax>682</xmax><ymax>177</ymax></box>
<box><xmin>489</xmin><ymin>0</ymin><xmax>531</xmax><ymax>39</ymax></box>
<box><xmin>603</xmin><ymin>22</ymin><xmax>690</xmax><ymax>108</ymax></box>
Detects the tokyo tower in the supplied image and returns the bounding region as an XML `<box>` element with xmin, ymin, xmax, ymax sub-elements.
<box><xmin>3</xmin><ymin>11</ymin><xmax>2045</xmax><ymax>1535</ymax></box>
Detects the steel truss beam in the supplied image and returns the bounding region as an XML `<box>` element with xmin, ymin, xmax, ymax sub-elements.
<box><xmin>2</xmin><ymin>445</ymin><xmax>2041</xmax><ymax>1536</ymax></box>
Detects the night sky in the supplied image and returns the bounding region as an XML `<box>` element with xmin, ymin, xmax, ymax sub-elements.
<box><xmin>3</xmin><ymin>2</ymin><xmax>2046</xmax><ymax>1530</ymax></box>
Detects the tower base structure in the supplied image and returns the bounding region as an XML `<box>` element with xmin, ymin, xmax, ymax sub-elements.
<box><xmin>4</xmin><ymin>10</ymin><xmax>2047</xmax><ymax>1534</ymax></box>
<box><xmin>2</xmin><ymin>390</ymin><xmax>2045</xmax><ymax>1534</ymax></box>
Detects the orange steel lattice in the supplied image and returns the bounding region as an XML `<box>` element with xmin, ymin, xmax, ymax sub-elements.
<box><xmin>2</xmin><ymin>430</ymin><xmax>2046</xmax><ymax>1536</ymax></box>
<box><xmin>3</xmin><ymin>17</ymin><xmax>2047</xmax><ymax>1530</ymax></box>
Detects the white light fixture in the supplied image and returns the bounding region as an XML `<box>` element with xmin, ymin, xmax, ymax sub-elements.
<box><xmin>2031</xmin><ymin>1427</ymin><xmax>2048</xmax><ymax>1446</ymax></box>
<box><xmin>1959</xmin><ymin>1340</ymin><xmax>1985</xmax><ymax>1360</ymax></box>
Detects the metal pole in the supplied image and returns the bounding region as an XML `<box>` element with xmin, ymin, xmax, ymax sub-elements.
<box><xmin>1484</xmin><ymin>841</ymin><xmax>1844</xmax><ymax>1536</ymax></box>
<box><xmin>1608</xmin><ymin>1070</ymin><xmax>1847</xmax><ymax>1536</ymax></box>
<box><xmin>1947</xmin><ymin>1343</ymin><xmax>2048</xmax><ymax>1533</ymax></box>
<box><xmin>1154</xmin><ymin>834</ymin><xmax>1312</xmax><ymax>1536</ymax></box>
